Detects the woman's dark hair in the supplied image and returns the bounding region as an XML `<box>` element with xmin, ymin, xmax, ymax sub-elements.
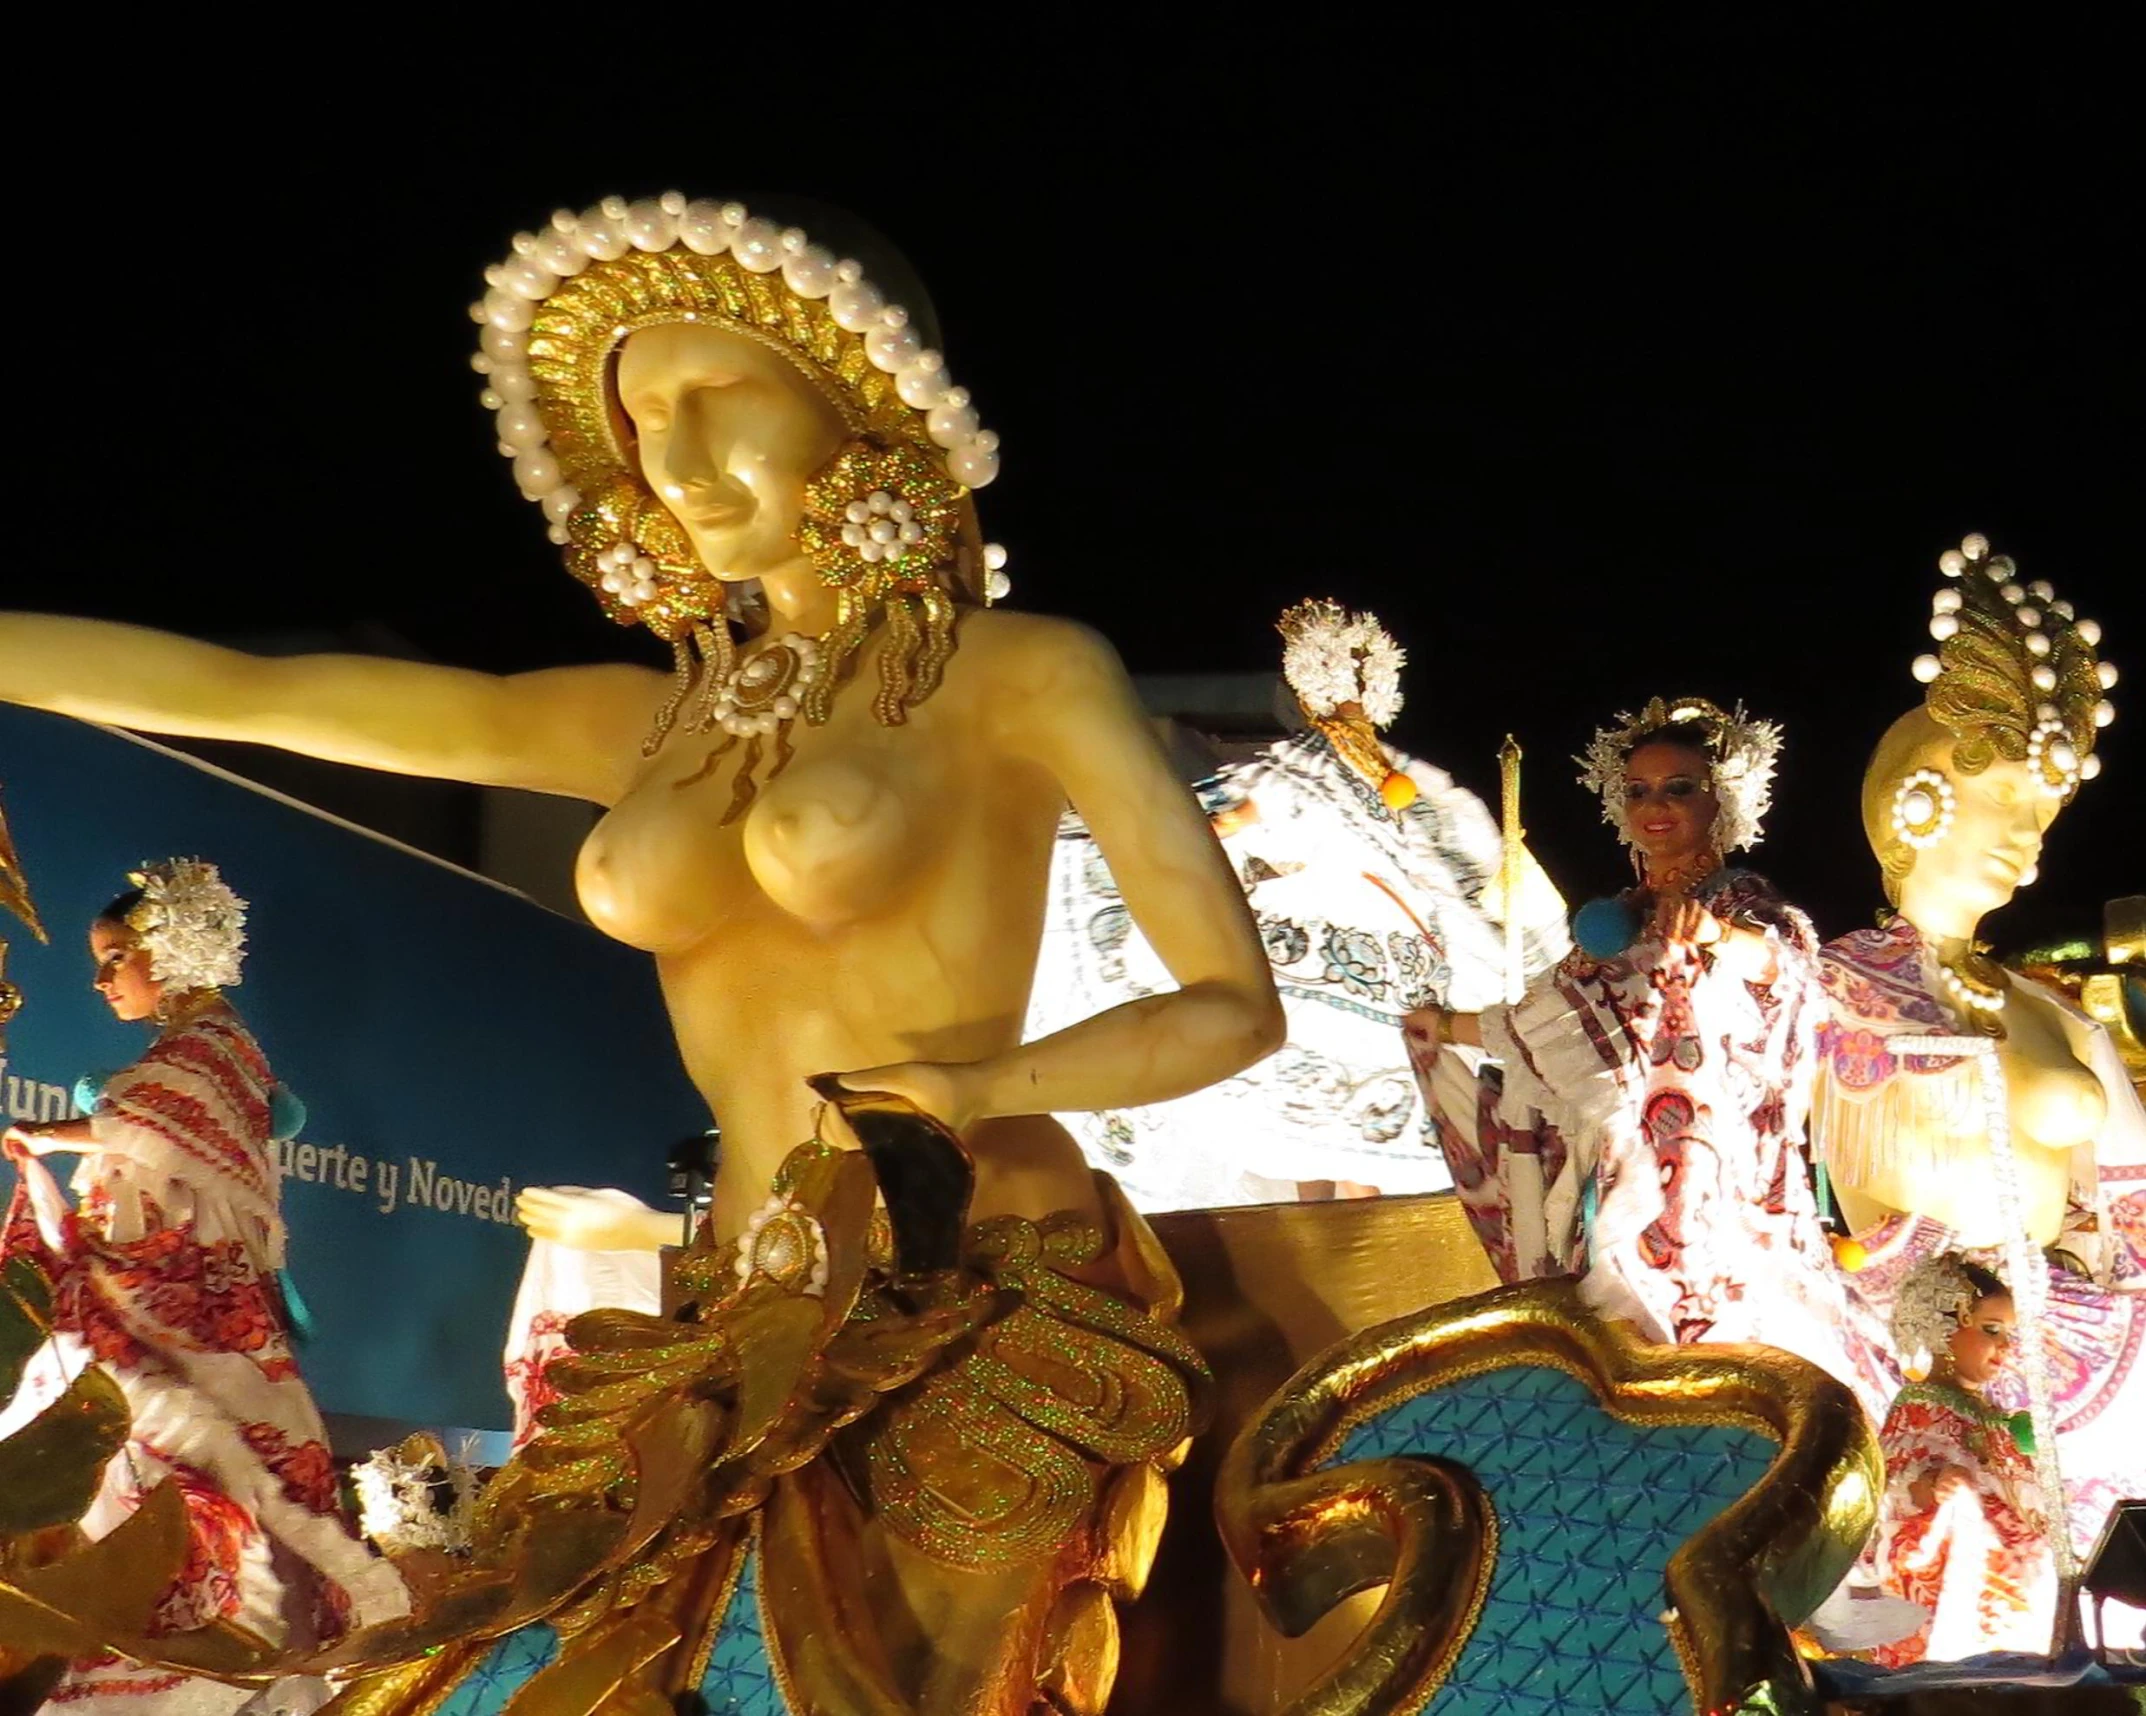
<box><xmin>1960</xmin><ymin>1260</ymin><xmax>2008</xmax><ymax>1303</ymax></box>
<box><xmin>97</xmin><ymin>887</ymin><xmax>144</xmax><ymax>927</ymax></box>
<box><xmin>1623</xmin><ymin>720</ymin><xmax>1718</xmax><ymax>764</ymax></box>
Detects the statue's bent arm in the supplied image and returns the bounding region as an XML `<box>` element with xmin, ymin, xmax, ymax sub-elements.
<box><xmin>971</xmin><ymin>614</ymin><xmax>1286</xmax><ymax>1121</ymax></box>
<box><xmin>0</xmin><ymin>613</ymin><xmax>663</xmax><ymax>805</ymax></box>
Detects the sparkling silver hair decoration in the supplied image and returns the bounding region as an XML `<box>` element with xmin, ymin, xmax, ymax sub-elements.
<box><xmin>125</xmin><ymin>858</ymin><xmax>247</xmax><ymax>992</ymax></box>
<box><xmin>1890</xmin><ymin>1252</ymin><xmax>1991</xmax><ymax>1381</ymax></box>
<box><xmin>352</xmin><ymin>1435</ymin><xmax>479</xmax><ymax>1556</ymax></box>
<box><xmin>1278</xmin><ymin>599</ymin><xmax>1406</xmax><ymax>727</ymax></box>
<box><xmin>1576</xmin><ymin>696</ymin><xmax>1783</xmax><ymax>855</ymax></box>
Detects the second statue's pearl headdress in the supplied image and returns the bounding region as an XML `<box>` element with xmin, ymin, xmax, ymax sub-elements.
<box><xmin>1278</xmin><ymin>599</ymin><xmax>1406</xmax><ymax>729</ymax></box>
<box><xmin>1276</xmin><ymin>600</ymin><xmax>1420</xmax><ymax>809</ymax></box>
<box><xmin>1907</xmin><ymin>532</ymin><xmax>2115</xmax><ymax>798</ymax></box>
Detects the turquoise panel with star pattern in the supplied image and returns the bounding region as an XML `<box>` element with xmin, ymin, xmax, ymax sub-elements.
<box><xmin>433</xmin><ymin>1623</ymin><xmax>560</xmax><ymax>1716</ymax></box>
<box><xmin>1330</xmin><ymin>1365</ymin><xmax>1776</xmax><ymax>1714</ymax></box>
<box><xmin>699</xmin><ymin>1549</ymin><xmax>788</xmax><ymax>1714</ymax></box>
<box><xmin>392</xmin><ymin>1546</ymin><xmax>786</xmax><ymax>1714</ymax></box>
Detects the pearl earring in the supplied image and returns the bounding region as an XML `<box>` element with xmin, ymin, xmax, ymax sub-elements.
<box><xmin>2026</xmin><ymin>710</ymin><xmax>2082</xmax><ymax>799</ymax></box>
<box><xmin>1890</xmin><ymin>769</ymin><xmax>1955</xmax><ymax>850</ymax></box>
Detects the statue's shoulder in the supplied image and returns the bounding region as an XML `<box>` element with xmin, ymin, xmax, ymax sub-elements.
<box><xmin>953</xmin><ymin>609</ymin><xmax>1133</xmax><ymax>700</ymax></box>
<box><xmin>957</xmin><ymin>606</ymin><xmax>1117</xmax><ymax>661</ymax></box>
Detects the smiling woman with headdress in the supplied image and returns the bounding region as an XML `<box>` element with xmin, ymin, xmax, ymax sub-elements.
<box><xmin>1407</xmin><ymin>696</ymin><xmax>1882</xmax><ymax>1412</ymax></box>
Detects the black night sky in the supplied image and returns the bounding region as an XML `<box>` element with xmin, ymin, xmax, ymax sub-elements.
<box><xmin>16</xmin><ymin>31</ymin><xmax>2137</xmax><ymax>951</ymax></box>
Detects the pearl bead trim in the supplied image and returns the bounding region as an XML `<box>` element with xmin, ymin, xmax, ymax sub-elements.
<box><xmin>469</xmin><ymin>193</ymin><xmax>1011</xmax><ymax>621</ymax></box>
<box><xmin>1889</xmin><ymin>767</ymin><xmax>1955</xmax><ymax>849</ymax></box>
<box><xmin>1914</xmin><ymin>532</ymin><xmax>2115</xmax><ymax>789</ymax></box>
<box><xmin>1937</xmin><ymin>959</ymin><xmax>2007</xmax><ymax>1017</ymax></box>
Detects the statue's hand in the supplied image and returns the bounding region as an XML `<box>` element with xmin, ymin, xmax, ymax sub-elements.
<box><xmin>515</xmin><ymin>1186</ymin><xmax>663</xmax><ymax>1252</ymax></box>
<box><xmin>827</xmin><ymin>1060</ymin><xmax>977</xmax><ymax>1136</ymax></box>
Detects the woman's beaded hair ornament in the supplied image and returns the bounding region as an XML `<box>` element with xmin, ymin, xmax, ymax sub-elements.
<box><xmin>1576</xmin><ymin>696</ymin><xmax>1783</xmax><ymax>856</ymax></box>
<box><xmin>1876</xmin><ymin>532</ymin><xmax>2118</xmax><ymax>902</ymax></box>
<box><xmin>1890</xmin><ymin>1253</ymin><xmax>2005</xmax><ymax>1383</ymax></box>
<box><xmin>1279</xmin><ymin>599</ymin><xmax>1405</xmax><ymax>729</ymax></box>
<box><xmin>1276</xmin><ymin>600</ymin><xmax>1420</xmax><ymax>810</ymax></box>
<box><xmin>120</xmin><ymin>859</ymin><xmax>247</xmax><ymax>993</ymax></box>
<box><xmin>471</xmin><ymin>193</ymin><xmax>1011</xmax><ymax>756</ymax></box>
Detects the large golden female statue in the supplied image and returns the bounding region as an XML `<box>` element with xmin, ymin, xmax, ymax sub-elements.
<box><xmin>0</xmin><ymin>192</ymin><xmax>1283</xmax><ymax>1714</ymax></box>
<box><xmin>1814</xmin><ymin>533</ymin><xmax>2143</xmax><ymax>1588</ymax></box>
<box><xmin>1817</xmin><ymin>534</ymin><xmax>2131</xmax><ymax>1253</ymax></box>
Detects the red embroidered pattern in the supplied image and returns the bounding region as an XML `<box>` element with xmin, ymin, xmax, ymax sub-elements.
<box><xmin>1873</xmin><ymin>1385</ymin><xmax>2053</xmax><ymax>1665</ymax></box>
<box><xmin>241</xmin><ymin>1421</ymin><xmax>340</xmax><ymax>1513</ymax></box>
<box><xmin>99</xmin><ymin>1017</ymin><xmax>275</xmax><ymax>1204</ymax></box>
<box><xmin>140</xmin><ymin>1453</ymin><xmax>259</xmax><ymax>1634</ymax></box>
<box><xmin>102</xmin><ymin>1227</ymin><xmax>283</xmax><ymax>1362</ymax></box>
<box><xmin>505</xmin><ymin>1309</ymin><xmax>573</xmax><ymax>1449</ymax></box>
<box><xmin>1</xmin><ymin>1013</ymin><xmax>388</xmax><ymax>1680</ymax></box>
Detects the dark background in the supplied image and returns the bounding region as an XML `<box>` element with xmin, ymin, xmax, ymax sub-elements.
<box><xmin>12</xmin><ymin>27</ymin><xmax>2136</xmax><ymax>952</ymax></box>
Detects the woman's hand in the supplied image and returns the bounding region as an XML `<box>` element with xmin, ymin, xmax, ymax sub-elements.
<box><xmin>1908</xmin><ymin>1464</ymin><xmax>1976</xmax><ymax>1513</ymax></box>
<box><xmin>514</xmin><ymin>1187</ymin><xmax>674</xmax><ymax>1253</ymax></box>
<box><xmin>3</xmin><ymin>1119</ymin><xmax>99</xmax><ymax>1159</ymax></box>
<box><xmin>1932</xmin><ymin>1464</ymin><xmax>1976</xmax><ymax>1505</ymax></box>
<box><xmin>826</xmin><ymin>1061</ymin><xmax>979</xmax><ymax>1135</ymax></box>
<box><xmin>1402</xmin><ymin>1007</ymin><xmax>1483</xmax><ymax>1077</ymax></box>
<box><xmin>4</xmin><ymin>1123</ymin><xmax>76</xmax><ymax>1160</ymax></box>
<box><xmin>1652</xmin><ymin>894</ymin><xmax>1725</xmax><ymax>948</ymax></box>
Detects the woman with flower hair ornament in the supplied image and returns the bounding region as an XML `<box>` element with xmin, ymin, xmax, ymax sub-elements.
<box><xmin>1027</xmin><ymin>598</ymin><xmax>1569</xmax><ymax>1208</ymax></box>
<box><xmin>0</xmin><ymin>194</ymin><xmax>1280</xmax><ymax>1714</ymax></box>
<box><xmin>1</xmin><ymin>860</ymin><xmax>406</xmax><ymax>1713</ymax></box>
<box><xmin>1406</xmin><ymin>697</ymin><xmax>1886</xmax><ymax>1413</ymax></box>
<box><xmin>1864</xmin><ymin>1254</ymin><xmax>2058</xmax><ymax>1665</ymax></box>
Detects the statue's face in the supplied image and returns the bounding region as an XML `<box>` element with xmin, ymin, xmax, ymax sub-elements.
<box><xmin>1899</xmin><ymin>752</ymin><xmax>2062</xmax><ymax>925</ymax></box>
<box><xmin>616</xmin><ymin>323</ymin><xmax>849</xmax><ymax>581</ymax></box>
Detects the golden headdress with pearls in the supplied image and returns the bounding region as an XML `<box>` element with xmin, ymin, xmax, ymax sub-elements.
<box><xmin>472</xmin><ymin>194</ymin><xmax>1009</xmax><ymax>752</ymax></box>
<box><xmin>1908</xmin><ymin>532</ymin><xmax>2115</xmax><ymax>796</ymax></box>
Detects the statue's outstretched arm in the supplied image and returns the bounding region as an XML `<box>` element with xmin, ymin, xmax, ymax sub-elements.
<box><xmin>0</xmin><ymin>613</ymin><xmax>663</xmax><ymax>805</ymax></box>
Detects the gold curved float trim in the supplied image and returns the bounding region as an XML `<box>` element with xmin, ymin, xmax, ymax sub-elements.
<box><xmin>1215</xmin><ymin>1278</ymin><xmax>1878</xmax><ymax>1716</ymax></box>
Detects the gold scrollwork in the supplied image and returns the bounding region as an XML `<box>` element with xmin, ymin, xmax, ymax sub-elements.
<box><xmin>1216</xmin><ymin>1278</ymin><xmax>1879</xmax><ymax>1716</ymax></box>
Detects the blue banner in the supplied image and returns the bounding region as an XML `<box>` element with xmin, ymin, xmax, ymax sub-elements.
<box><xmin>1</xmin><ymin>706</ymin><xmax>707</xmax><ymax>1435</ymax></box>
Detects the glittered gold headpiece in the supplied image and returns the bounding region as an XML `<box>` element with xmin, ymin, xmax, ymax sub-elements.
<box><xmin>471</xmin><ymin>193</ymin><xmax>1006</xmax><ymax>645</ymax></box>
<box><xmin>1908</xmin><ymin>532</ymin><xmax>2116</xmax><ymax>796</ymax></box>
